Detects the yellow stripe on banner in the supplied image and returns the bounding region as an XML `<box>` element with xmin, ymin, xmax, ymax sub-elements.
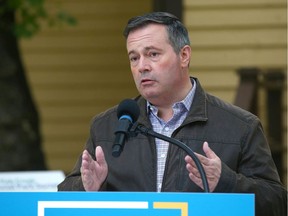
<box><xmin>153</xmin><ymin>202</ymin><xmax>188</xmax><ymax>216</ymax></box>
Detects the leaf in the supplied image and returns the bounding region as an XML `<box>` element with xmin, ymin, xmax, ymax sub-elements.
<box><xmin>0</xmin><ymin>0</ymin><xmax>77</xmax><ymax>38</ymax></box>
<box><xmin>57</xmin><ymin>11</ymin><xmax>77</xmax><ymax>25</ymax></box>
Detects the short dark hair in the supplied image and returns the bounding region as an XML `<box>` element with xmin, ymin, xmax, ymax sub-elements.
<box><xmin>123</xmin><ymin>12</ymin><xmax>190</xmax><ymax>53</ymax></box>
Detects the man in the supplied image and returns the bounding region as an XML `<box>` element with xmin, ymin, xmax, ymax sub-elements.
<box><xmin>58</xmin><ymin>12</ymin><xmax>287</xmax><ymax>216</ymax></box>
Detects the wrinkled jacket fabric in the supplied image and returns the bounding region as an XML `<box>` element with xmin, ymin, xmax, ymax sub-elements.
<box><xmin>58</xmin><ymin>78</ymin><xmax>287</xmax><ymax>216</ymax></box>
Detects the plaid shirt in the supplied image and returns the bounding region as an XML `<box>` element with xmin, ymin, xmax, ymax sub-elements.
<box><xmin>147</xmin><ymin>79</ymin><xmax>196</xmax><ymax>191</ymax></box>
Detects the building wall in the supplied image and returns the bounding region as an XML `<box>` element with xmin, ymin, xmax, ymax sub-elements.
<box><xmin>20</xmin><ymin>0</ymin><xmax>152</xmax><ymax>173</ymax></box>
<box><xmin>183</xmin><ymin>0</ymin><xmax>287</xmax><ymax>186</ymax></box>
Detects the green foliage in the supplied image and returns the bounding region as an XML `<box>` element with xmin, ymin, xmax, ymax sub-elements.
<box><xmin>0</xmin><ymin>0</ymin><xmax>77</xmax><ymax>38</ymax></box>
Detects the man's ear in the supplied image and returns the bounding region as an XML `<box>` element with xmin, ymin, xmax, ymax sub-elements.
<box><xmin>180</xmin><ymin>45</ymin><xmax>191</xmax><ymax>67</ymax></box>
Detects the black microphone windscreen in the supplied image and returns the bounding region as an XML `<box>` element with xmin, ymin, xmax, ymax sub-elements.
<box><xmin>117</xmin><ymin>99</ymin><xmax>140</xmax><ymax>122</ymax></box>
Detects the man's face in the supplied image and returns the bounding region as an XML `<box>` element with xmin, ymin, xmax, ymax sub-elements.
<box><xmin>126</xmin><ymin>24</ymin><xmax>190</xmax><ymax>107</ymax></box>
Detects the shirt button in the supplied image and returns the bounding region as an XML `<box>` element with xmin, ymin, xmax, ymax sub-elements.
<box><xmin>164</xmin><ymin>127</ymin><xmax>169</xmax><ymax>131</ymax></box>
<box><xmin>161</xmin><ymin>153</ymin><xmax>166</xmax><ymax>158</ymax></box>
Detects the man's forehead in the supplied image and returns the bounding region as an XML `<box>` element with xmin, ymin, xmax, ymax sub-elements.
<box><xmin>128</xmin><ymin>46</ymin><xmax>162</xmax><ymax>55</ymax></box>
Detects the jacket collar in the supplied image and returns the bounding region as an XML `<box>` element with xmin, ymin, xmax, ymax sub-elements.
<box><xmin>183</xmin><ymin>77</ymin><xmax>208</xmax><ymax>124</ymax></box>
<box><xmin>135</xmin><ymin>77</ymin><xmax>208</xmax><ymax>126</ymax></box>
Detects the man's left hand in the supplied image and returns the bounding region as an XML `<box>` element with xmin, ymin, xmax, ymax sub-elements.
<box><xmin>185</xmin><ymin>141</ymin><xmax>222</xmax><ymax>192</ymax></box>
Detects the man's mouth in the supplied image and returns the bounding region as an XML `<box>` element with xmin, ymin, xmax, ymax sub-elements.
<box><xmin>141</xmin><ymin>78</ymin><xmax>154</xmax><ymax>84</ymax></box>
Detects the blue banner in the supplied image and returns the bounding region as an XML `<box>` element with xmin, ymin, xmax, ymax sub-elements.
<box><xmin>0</xmin><ymin>192</ymin><xmax>254</xmax><ymax>216</ymax></box>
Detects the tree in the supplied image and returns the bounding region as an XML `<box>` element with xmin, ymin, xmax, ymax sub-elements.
<box><xmin>0</xmin><ymin>0</ymin><xmax>76</xmax><ymax>171</ymax></box>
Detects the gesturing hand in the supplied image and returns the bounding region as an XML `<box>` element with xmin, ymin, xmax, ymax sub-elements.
<box><xmin>185</xmin><ymin>142</ymin><xmax>221</xmax><ymax>192</ymax></box>
<box><xmin>80</xmin><ymin>146</ymin><xmax>108</xmax><ymax>191</ymax></box>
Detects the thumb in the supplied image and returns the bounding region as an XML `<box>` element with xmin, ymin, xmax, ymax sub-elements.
<box><xmin>95</xmin><ymin>146</ymin><xmax>106</xmax><ymax>165</ymax></box>
<box><xmin>203</xmin><ymin>142</ymin><xmax>216</xmax><ymax>159</ymax></box>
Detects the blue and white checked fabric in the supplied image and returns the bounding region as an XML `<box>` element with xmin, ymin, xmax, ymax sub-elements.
<box><xmin>147</xmin><ymin>79</ymin><xmax>196</xmax><ymax>191</ymax></box>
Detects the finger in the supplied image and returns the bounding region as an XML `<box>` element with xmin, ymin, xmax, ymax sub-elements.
<box><xmin>187</xmin><ymin>160</ymin><xmax>217</xmax><ymax>180</ymax></box>
<box><xmin>188</xmin><ymin>172</ymin><xmax>204</xmax><ymax>190</ymax></box>
<box><xmin>95</xmin><ymin>146</ymin><xmax>106</xmax><ymax>166</ymax></box>
<box><xmin>185</xmin><ymin>153</ymin><xmax>209</xmax><ymax>169</ymax></box>
<box><xmin>186</xmin><ymin>163</ymin><xmax>201</xmax><ymax>178</ymax></box>
<box><xmin>81</xmin><ymin>150</ymin><xmax>97</xmax><ymax>174</ymax></box>
<box><xmin>82</xmin><ymin>150</ymin><xmax>92</xmax><ymax>162</ymax></box>
<box><xmin>203</xmin><ymin>141</ymin><xmax>217</xmax><ymax>159</ymax></box>
<box><xmin>184</xmin><ymin>155</ymin><xmax>193</xmax><ymax>164</ymax></box>
<box><xmin>185</xmin><ymin>154</ymin><xmax>206</xmax><ymax>171</ymax></box>
<box><xmin>81</xmin><ymin>150</ymin><xmax>89</xmax><ymax>169</ymax></box>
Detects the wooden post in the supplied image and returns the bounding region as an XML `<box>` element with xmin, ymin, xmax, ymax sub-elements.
<box><xmin>153</xmin><ymin>0</ymin><xmax>183</xmax><ymax>21</ymax></box>
<box><xmin>263</xmin><ymin>70</ymin><xmax>285</xmax><ymax>182</ymax></box>
<box><xmin>234</xmin><ymin>68</ymin><xmax>260</xmax><ymax>115</ymax></box>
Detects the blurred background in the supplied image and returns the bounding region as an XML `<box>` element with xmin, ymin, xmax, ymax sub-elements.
<box><xmin>0</xmin><ymin>0</ymin><xmax>287</xmax><ymax>188</ymax></box>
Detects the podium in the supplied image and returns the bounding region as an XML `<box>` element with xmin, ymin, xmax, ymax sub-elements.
<box><xmin>0</xmin><ymin>192</ymin><xmax>254</xmax><ymax>216</ymax></box>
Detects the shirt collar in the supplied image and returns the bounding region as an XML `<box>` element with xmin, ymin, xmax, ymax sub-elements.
<box><xmin>146</xmin><ymin>78</ymin><xmax>197</xmax><ymax>114</ymax></box>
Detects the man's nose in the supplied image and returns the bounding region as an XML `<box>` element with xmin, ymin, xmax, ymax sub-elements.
<box><xmin>138</xmin><ymin>57</ymin><xmax>151</xmax><ymax>73</ymax></box>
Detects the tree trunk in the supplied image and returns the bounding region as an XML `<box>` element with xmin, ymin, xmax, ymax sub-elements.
<box><xmin>0</xmin><ymin>5</ymin><xmax>47</xmax><ymax>171</ymax></box>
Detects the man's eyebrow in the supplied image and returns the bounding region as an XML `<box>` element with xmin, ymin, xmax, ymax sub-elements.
<box><xmin>128</xmin><ymin>46</ymin><xmax>161</xmax><ymax>56</ymax></box>
<box><xmin>128</xmin><ymin>50</ymin><xmax>136</xmax><ymax>56</ymax></box>
<box><xmin>144</xmin><ymin>46</ymin><xmax>161</xmax><ymax>51</ymax></box>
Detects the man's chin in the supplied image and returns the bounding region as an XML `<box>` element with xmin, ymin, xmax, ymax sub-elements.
<box><xmin>142</xmin><ymin>93</ymin><xmax>160</xmax><ymax>103</ymax></box>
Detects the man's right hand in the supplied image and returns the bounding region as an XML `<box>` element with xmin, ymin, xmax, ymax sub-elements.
<box><xmin>80</xmin><ymin>146</ymin><xmax>108</xmax><ymax>191</ymax></box>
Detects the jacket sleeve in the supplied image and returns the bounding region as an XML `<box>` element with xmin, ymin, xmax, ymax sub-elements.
<box><xmin>57</xmin><ymin>120</ymin><xmax>110</xmax><ymax>192</ymax></box>
<box><xmin>57</xmin><ymin>138</ymin><xmax>109</xmax><ymax>191</ymax></box>
<box><xmin>214</xmin><ymin>118</ymin><xmax>287</xmax><ymax>216</ymax></box>
<box><xmin>57</xmin><ymin>108</ymin><xmax>118</xmax><ymax>191</ymax></box>
<box><xmin>57</xmin><ymin>154</ymin><xmax>85</xmax><ymax>191</ymax></box>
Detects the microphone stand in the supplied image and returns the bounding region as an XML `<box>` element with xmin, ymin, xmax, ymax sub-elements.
<box><xmin>130</xmin><ymin>123</ymin><xmax>210</xmax><ymax>193</ymax></box>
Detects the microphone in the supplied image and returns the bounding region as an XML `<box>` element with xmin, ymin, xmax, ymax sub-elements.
<box><xmin>112</xmin><ymin>99</ymin><xmax>140</xmax><ymax>157</ymax></box>
<box><xmin>112</xmin><ymin>99</ymin><xmax>210</xmax><ymax>192</ymax></box>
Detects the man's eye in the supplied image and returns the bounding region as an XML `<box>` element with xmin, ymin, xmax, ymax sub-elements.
<box><xmin>150</xmin><ymin>52</ymin><xmax>159</xmax><ymax>57</ymax></box>
<box><xmin>130</xmin><ymin>56</ymin><xmax>138</xmax><ymax>62</ymax></box>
